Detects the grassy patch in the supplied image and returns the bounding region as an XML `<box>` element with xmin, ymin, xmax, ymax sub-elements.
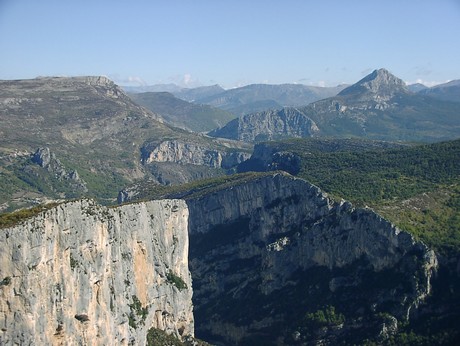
<box><xmin>0</xmin><ymin>202</ymin><xmax>61</xmax><ymax>229</ymax></box>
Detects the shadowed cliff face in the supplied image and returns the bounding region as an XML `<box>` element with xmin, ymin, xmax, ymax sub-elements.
<box><xmin>184</xmin><ymin>173</ymin><xmax>437</xmax><ymax>345</ymax></box>
<box><xmin>0</xmin><ymin>199</ymin><xmax>193</xmax><ymax>345</ymax></box>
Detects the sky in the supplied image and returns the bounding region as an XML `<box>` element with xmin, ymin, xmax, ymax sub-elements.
<box><xmin>0</xmin><ymin>0</ymin><xmax>459</xmax><ymax>89</ymax></box>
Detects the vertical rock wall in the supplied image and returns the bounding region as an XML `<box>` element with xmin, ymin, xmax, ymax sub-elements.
<box><xmin>0</xmin><ymin>199</ymin><xmax>193</xmax><ymax>345</ymax></box>
<box><xmin>185</xmin><ymin>173</ymin><xmax>437</xmax><ymax>344</ymax></box>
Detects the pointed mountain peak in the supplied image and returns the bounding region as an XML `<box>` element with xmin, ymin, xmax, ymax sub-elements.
<box><xmin>339</xmin><ymin>68</ymin><xmax>408</xmax><ymax>99</ymax></box>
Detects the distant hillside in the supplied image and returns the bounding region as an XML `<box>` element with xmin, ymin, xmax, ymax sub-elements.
<box><xmin>210</xmin><ymin>69</ymin><xmax>460</xmax><ymax>143</ymax></box>
<box><xmin>198</xmin><ymin>83</ymin><xmax>347</xmax><ymax>116</ymax></box>
<box><xmin>407</xmin><ymin>83</ymin><xmax>428</xmax><ymax>92</ymax></box>
<box><xmin>122</xmin><ymin>84</ymin><xmax>225</xmax><ymax>102</ymax></box>
<box><xmin>128</xmin><ymin>91</ymin><xmax>236</xmax><ymax>132</ymax></box>
<box><xmin>122</xmin><ymin>83</ymin><xmax>183</xmax><ymax>93</ymax></box>
<box><xmin>173</xmin><ymin>84</ymin><xmax>225</xmax><ymax>102</ymax></box>
<box><xmin>418</xmin><ymin>79</ymin><xmax>460</xmax><ymax>103</ymax></box>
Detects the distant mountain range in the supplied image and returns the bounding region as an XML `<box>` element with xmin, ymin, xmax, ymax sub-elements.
<box><xmin>123</xmin><ymin>83</ymin><xmax>348</xmax><ymax>116</ymax></box>
<box><xmin>407</xmin><ymin>83</ymin><xmax>428</xmax><ymax>93</ymax></box>
<box><xmin>196</xmin><ymin>83</ymin><xmax>348</xmax><ymax>116</ymax></box>
<box><xmin>125</xmin><ymin>78</ymin><xmax>460</xmax><ymax>112</ymax></box>
<box><xmin>210</xmin><ymin>69</ymin><xmax>460</xmax><ymax>143</ymax></box>
<box><xmin>417</xmin><ymin>79</ymin><xmax>460</xmax><ymax>102</ymax></box>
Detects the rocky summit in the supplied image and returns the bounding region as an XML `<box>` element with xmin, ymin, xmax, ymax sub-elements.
<box><xmin>338</xmin><ymin>68</ymin><xmax>409</xmax><ymax>101</ymax></box>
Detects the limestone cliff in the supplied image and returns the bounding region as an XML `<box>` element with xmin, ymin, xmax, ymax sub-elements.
<box><xmin>183</xmin><ymin>173</ymin><xmax>437</xmax><ymax>344</ymax></box>
<box><xmin>0</xmin><ymin>199</ymin><xmax>193</xmax><ymax>345</ymax></box>
<box><xmin>141</xmin><ymin>139</ymin><xmax>250</xmax><ymax>169</ymax></box>
<box><xmin>208</xmin><ymin>107</ymin><xmax>319</xmax><ymax>143</ymax></box>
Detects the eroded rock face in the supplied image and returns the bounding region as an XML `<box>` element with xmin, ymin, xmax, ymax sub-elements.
<box><xmin>141</xmin><ymin>140</ymin><xmax>250</xmax><ymax>169</ymax></box>
<box><xmin>0</xmin><ymin>199</ymin><xmax>193</xmax><ymax>345</ymax></box>
<box><xmin>209</xmin><ymin>107</ymin><xmax>319</xmax><ymax>143</ymax></box>
<box><xmin>185</xmin><ymin>173</ymin><xmax>437</xmax><ymax>344</ymax></box>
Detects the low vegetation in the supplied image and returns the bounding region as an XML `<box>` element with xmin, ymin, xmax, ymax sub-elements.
<box><xmin>166</xmin><ymin>271</ymin><xmax>188</xmax><ymax>291</ymax></box>
<box><xmin>0</xmin><ymin>202</ymin><xmax>61</xmax><ymax>229</ymax></box>
<box><xmin>303</xmin><ymin>305</ymin><xmax>345</xmax><ymax>328</ymax></box>
<box><xmin>128</xmin><ymin>295</ymin><xmax>149</xmax><ymax>329</ymax></box>
<box><xmin>146</xmin><ymin>328</ymin><xmax>211</xmax><ymax>346</ymax></box>
<box><xmin>146</xmin><ymin>328</ymin><xmax>184</xmax><ymax>346</ymax></box>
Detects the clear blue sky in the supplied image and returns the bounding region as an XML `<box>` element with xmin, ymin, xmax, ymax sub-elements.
<box><xmin>0</xmin><ymin>0</ymin><xmax>459</xmax><ymax>88</ymax></box>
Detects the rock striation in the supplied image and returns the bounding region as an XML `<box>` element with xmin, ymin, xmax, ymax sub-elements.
<box><xmin>0</xmin><ymin>199</ymin><xmax>193</xmax><ymax>345</ymax></box>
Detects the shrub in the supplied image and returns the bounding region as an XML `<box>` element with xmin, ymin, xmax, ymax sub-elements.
<box><xmin>166</xmin><ymin>270</ymin><xmax>188</xmax><ymax>291</ymax></box>
<box><xmin>0</xmin><ymin>276</ymin><xmax>12</xmax><ymax>286</ymax></box>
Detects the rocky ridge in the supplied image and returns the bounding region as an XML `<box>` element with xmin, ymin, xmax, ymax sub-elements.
<box><xmin>0</xmin><ymin>199</ymin><xmax>193</xmax><ymax>345</ymax></box>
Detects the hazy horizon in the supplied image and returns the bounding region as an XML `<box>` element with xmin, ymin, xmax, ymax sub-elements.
<box><xmin>1</xmin><ymin>1</ymin><xmax>459</xmax><ymax>88</ymax></box>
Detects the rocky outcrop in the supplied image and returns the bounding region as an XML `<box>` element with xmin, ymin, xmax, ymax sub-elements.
<box><xmin>0</xmin><ymin>199</ymin><xmax>193</xmax><ymax>345</ymax></box>
<box><xmin>32</xmin><ymin>147</ymin><xmax>88</xmax><ymax>192</ymax></box>
<box><xmin>141</xmin><ymin>140</ymin><xmax>250</xmax><ymax>169</ymax></box>
<box><xmin>184</xmin><ymin>173</ymin><xmax>437</xmax><ymax>344</ymax></box>
<box><xmin>209</xmin><ymin>107</ymin><xmax>319</xmax><ymax>142</ymax></box>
